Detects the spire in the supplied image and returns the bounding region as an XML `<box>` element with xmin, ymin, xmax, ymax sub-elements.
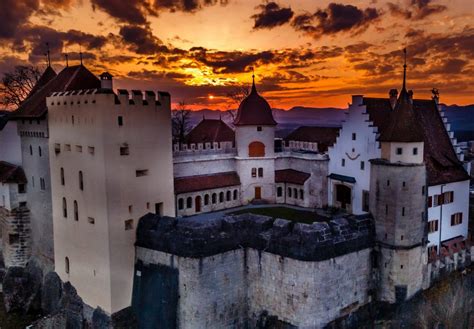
<box><xmin>251</xmin><ymin>67</ymin><xmax>256</xmax><ymax>93</ymax></box>
<box><xmin>45</xmin><ymin>42</ymin><xmax>51</xmax><ymax>67</ymax></box>
<box><xmin>402</xmin><ymin>48</ymin><xmax>407</xmax><ymax>91</ymax></box>
<box><xmin>79</xmin><ymin>45</ymin><xmax>83</xmax><ymax>66</ymax></box>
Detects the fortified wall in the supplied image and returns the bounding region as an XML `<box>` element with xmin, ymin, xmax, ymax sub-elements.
<box><xmin>133</xmin><ymin>213</ymin><xmax>374</xmax><ymax>328</ymax></box>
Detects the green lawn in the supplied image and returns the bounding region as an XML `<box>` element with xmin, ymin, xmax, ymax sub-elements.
<box><xmin>229</xmin><ymin>206</ymin><xmax>326</xmax><ymax>224</ymax></box>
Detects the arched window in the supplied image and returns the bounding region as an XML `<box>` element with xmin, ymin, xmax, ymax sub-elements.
<box><xmin>204</xmin><ymin>194</ymin><xmax>209</xmax><ymax>205</ymax></box>
<box><xmin>62</xmin><ymin>197</ymin><xmax>67</xmax><ymax>218</ymax></box>
<box><xmin>219</xmin><ymin>192</ymin><xmax>224</xmax><ymax>203</ymax></box>
<box><xmin>293</xmin><ymin>188</ymin><xmax>297</xmax><ymax>199</ymax></box>
<box><xmin>65</xmin><ymin>257</ymin><xmax>70</xmax><ymax>274</ymax></box>
<box><xmin>74</xmin><ymin>200</ymin><xmax>79</xmax><ymax>221</ymax></box>
<box><xmin>248</xmin><ymin>141</ymin><xmax>265</xmax><ymax>157</ymax></box>
<box><xmin>178</xmin><ymin>198</ymin><xmax>184</xmax><ymax>210</ymax></box>
<box><xmin>38</xmin><ymin>146</ymin><xmax>42</xmax><ymax>157</ymax></box>
<box><xmin>78</xmin><ymin>171</ymin><xmax>84</xmax><ymax>190</ymax></box>
<box><xmin>277</xmin><ymin>186</ymin><xmax>283</xmax><ymax>197</ymax></box>
<box><xmin>60</xmin><ymin>167</ymin><xmax>65</xmax><ymax>185</ymax></box>
<box><xmin>288</xmin><ymin>188</ymin><xmax>292</xmax><ymax>198</ymax></box>
<box><xmin>212</xmin><ymin>193</ymin><xmax>217</xmax><ymax>204</ymax></box>
<box><xmin>233</xmin><ymin>189</ymin><xmax>238</xmax><ymax>200</ymax></box>
<box><xmin>226</xmin><ymin>191</ymin><xmax>231</xmax><ymax>201</ymax></box>
<box><xmin>186</xmin><ymin>197</ymin><xmax>192</xmax><ymax>209</ymax></box>
<box><xmin>299</xmin><ymin>189</ymin><xmax>304</xmax><ymax>200</ymax></box>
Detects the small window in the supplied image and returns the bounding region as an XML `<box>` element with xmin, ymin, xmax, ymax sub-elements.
<box><xmin>62</xmin><ymin>197</ymin><xmax>68</xmax><ymax>218</ymax></box>
<box><xmin>341</xmin><ymin>158</ymin><xmax>345</xmax><ymax>167</ymax></box>
<box><xmin>293</xmin><ymin>188</ymin><xmax>297</xmax><ymax>199</ymax></box>
<box><xmin>251</xmin><ymin>168</ymin><xmax>257</xmax><ymax>178</ymax></box>
<box><xmin>352</xmin><ymin>133</ymin><xmax>356</xmax><ymax>140</ymax></box>
<box><xmin>226</xmin><ymin>190</ymin><xmax>231</xmax><ymax>201</ymax></box>
<box><xmin>204</xmin><ymin>194</ymin><xmax>210</xmax><ymax>205</ymax></box>
<box><xmin>387</xmin><ymin>180</ymin><xmax>390</xmax><ymax>186</ymax></box>
<box><xmin>136</xmin><ymin>170</ymin><xmax>149</xmax><ymax>177</ymax></box>
<box><xmin>72</xmin><ymin>115</ymin><xmax>75</xmax><ymax>125</ymax></box>
<box><xmin>88</xmin><ymin>146</ymin><xmax>95</xmax><ymax>155</ymax></box>
<box><xmin>451</xmin><ymin>213</ymin><xmax>463</xmax><ymax>226</ymax></box>
<box><xmin>212</xmin><ymin>193</ymin><xmax>217</xmax><ymax>204</ymax></box>
<box><xmin>428</xmin><ymin>220</ymin><xmax>439</xmax><ymax>233</ymax></box>
<box><xmin>396</xmin><ymin>147</ymin><xmax>403</xmax><ymax>155</ymax></box>
<box><xmin>60</xmin><ymin>168</ymin><xmax>65</xmax><ymax>185</ymax></box>
<box><xmin>258</xmin><ymin>168</ymin><xmax>263</xmax><ymax>177</ymax></box>
<box><xmin>87</xmin><ymin>217</ymin><xmax>95</xmax><ymax>224</ymax></box>
<box><xmin>9</xmin><ymin>234</ymin><xmax>20</xmax><ymax>244</ymax></box>
<box><xmin>428</xmin><ymin>196</ymin><xmax>433</xmax><ymax>208</ymax></box>
<box><xmin>277</xmin><ymin>186</ymin><xmax>283</xmax><ymax>197</ymax></box>
<box><xmin>362</xmin><ymin>190</ymin><xmax>370</xmax><ymax>212</ymax></box>
<box><xmin>233</xmin><ymin>189</ymin><xmax>238</xmax><ymax>200</ymax></box>
<box><xmin>413</xmin><ymin>147</ymin><xmax>418</xmax><ymax>155</ymax></box>
<box><xmin>79</xmin><ymin>171</ymin><xmax>84</xmax><ymax>190</ymax></box>
<box><xmin>38</xmin><ymin>146</ymin><xmax>42</xmax><ymax>157</ymax></box>
<box><xmin>125</xmin><ymin>219</ymin><xmax>134</xmax><ymax>230</ymax></box>
<box><xmin>29</xmin><ymin>145</ymin><xmax>33</xmax><ymax>155</ymax></box>
<box><xmin>360</xmin><ymin>161</ymin><xmax>365</xmax><ymax>170</ymax></box>
<box><xmin>400</xmin><ymin>235</ymin><xmax>404</xmax><ymax>240</ymax></box>
<box><xmin>18</xmin><ymin>184</ymin><xmax>26</xmax><ymax>194</ymax></box>
<box><xmin>186</xmin><ymin>197</ymin><xmax>192</xmax><ymax>209</ymax></box>
<box><xmin>443</xmin><ymin>191</ymin><xmax>454</xmax><ymax>204</ymax></box>
<box><xmin>288</xmin><ymin>187</ymin><xmax>292</xmax><ymax>198</ymax></box>
<box><xmin>120</xmin><ymin>145</ymin><xmax>129</xmax><ymax>156</ymax></box>
<box><xmin>257</xmin><ymin>126</ymin><xmax>262</xmax><ymax>132</ymax></box>
<box><xmin>178</xmin><ymin>198</ymin><xmax>184</xmax><ymax>210</ymax></box>
<box><xmin>128</xmin><ymin>205</ymin><xmax>133</xmax><ymax>213</ymax></box>
<box><xmin>74</xmin><ymin>200</ymin><xmax>79</xmax><ymax>221</ymax></box>
<box><xmin>32</xmin><ymin>176</ymin><xmax>35</xmax><ymax>187</ymax></box>
<box><xmin>76</xmin><ymin>145</ymin><xmax>82</xmax><ymax>153</ymax></box>
<box><xmin>219</xmin><ymin>192</ymin><xmax>224</xmax><ymax>203</ymax></box>
<box><xmin>65</xmin><ymin>257</ymin><xmax>70</xmax><ymax>274</ymax></box>
<box><xmin>54</xmin><ymin>143</ymin><xmax>60</xmax><ymax>155</ymax></box>
<box><xmin>118</xmin><ymin>116</ymin><xmax>123</xmax><ymax>126</ymax></box>
<box><xmin>65</xmin><ymin>144</ymin><xmax>71</xmax><ymax>151</ymax></box>
<box><xmin>402</xmin><ymin>207</ymin><xmax>405</xmax><ymax>216</ymax></box>
<box><xmin>385</xmin><ymin>205</ymin><xmax>388</xmax><ymax>215</ymax></box>
<box><xmin>299</xmin><ymin>189</ymin><xmax>304</xmax><ymax>200</ymax></box>
<box><xmin>146</xmin><ymin>202</ymin><xmax>150</xmax><ymax>209</ymax></box>
<box><xmin>402</xmin><ymin>181</ymin><xmax>406</xmax><ymax>187</ymax></box>
<box><xmin>422</xmin><ymin>186</ymin><xmax>425</xmax><ymax>196</ymax></box>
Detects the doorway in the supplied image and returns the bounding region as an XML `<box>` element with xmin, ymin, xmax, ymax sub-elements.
<box><xmin>335</xmin><ymin>184</ymin><xmax>351</xmax><ymax>210</ymax></box>
<box><xmin>195</xmin><ymin>196</ymin><xmax>201</xmax><ymax>213</ymax></box>
<box><xmin>255</xmin><ymin>186</ymin><xmax>261</xmax><ymax>200</ymax></box>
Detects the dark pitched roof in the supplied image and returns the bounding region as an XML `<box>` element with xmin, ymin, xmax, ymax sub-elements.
<box><xmin>284</xmin><ymin>126</ymin><xmax>340</xmax><ymax>152</ymax></box>
<box><xmin>363</xmin><ymin>97</ymin><xmax>469</xmax><ymax>186</ymax></box>
<box><xmin>174</xmin><ymin>172</ymin><xmax>241</xmax><ymax>194</ymax></box>
<box><xmin>185</xmin><ymin>118</ymin><xmax>235</xmax><ymax>144</ymax></box>
<box><xmin>11</xmin><ymin>65</ymin><xmax>100</xmax><ymax>119</ymax></box>
<box><xmin>379</xmin><ymin>88</ymin><xmax>423</xmax><ymax>142</ymax></box>
<box><xmin>0</xmin><ymin>161</ymin><xmax>26</xmax><ymax>184</ymax></box>
<box><xmin>0</xmin><ymin>112</ymin><xmax>10</xmax><ymax>130</ymax></box>
<box><xmin>234</xmin><ymin>80</ymin><xmax>277</xmax><ymax>126</ymax></box>
<box><xmin>275</xmin><ymin>169</ymin><xmax>310</xmax><ymax>185</ymax></box>
<box><xmin>27</xmin><ymin>66</ymin><xmax>57</xmax><ymax>97</ymax></box>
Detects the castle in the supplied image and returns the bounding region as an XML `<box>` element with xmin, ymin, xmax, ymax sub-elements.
<box><xmin>0</xmin><ymin>55</ymin><xmax>471</xmax><ymax>327</ymax></box>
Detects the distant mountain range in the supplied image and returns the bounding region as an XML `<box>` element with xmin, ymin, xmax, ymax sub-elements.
<box><xmin>188</xmin><ymin>104</ymin><xmax>474</xmax><ymax>141</ymax></box>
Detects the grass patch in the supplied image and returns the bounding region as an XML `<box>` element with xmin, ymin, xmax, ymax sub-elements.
<box><xmin>230</xmin><ymin>206</ymin><xmax>326</xmax><ymax>224</ymax></box>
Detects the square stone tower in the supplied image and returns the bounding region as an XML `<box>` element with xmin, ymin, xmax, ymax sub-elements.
<box><xmin>47</xmin><ymin>83</ymin><xmax>175</xmax><ymax>314</ymax></box>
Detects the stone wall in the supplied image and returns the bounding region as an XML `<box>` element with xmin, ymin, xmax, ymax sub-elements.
<box><xmin>133</xmin><ymin>213</ymin><xmax>374</xmax><ymax>328</ymax></box>
<box><xmin>0</xmin><ymin>204</ymin><xmax>31</xmax><ymax>267</ymax></box>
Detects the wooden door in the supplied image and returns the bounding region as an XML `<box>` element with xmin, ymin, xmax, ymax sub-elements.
<box><xmin>195</xmin><ymin>196</ymin><xmax>201</xmax><ymax>213</ymax></box>
<box><xmin>255</xmin><ymin>186</ymin><xmax>261</xmax><ymax>200</ymax></box>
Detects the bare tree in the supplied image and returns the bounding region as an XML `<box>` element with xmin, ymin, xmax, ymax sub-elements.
<box><xmin>171</xmin><ymin>100</ymin><xmax>191</xmax><ymax>147</ymax></box>
<box><xmin>225</xmin><ymin>84</ymin><xmax>250</xmax><ymax>121</ymax></box>
<box><xmin>0</xmin><ymin>65</ymin><xmax>41</xmax><ymax>109</ymax></box>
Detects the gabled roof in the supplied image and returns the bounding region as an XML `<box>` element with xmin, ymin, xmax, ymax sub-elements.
<box><xmin>363</xmin><ymin>97</ymin><xmax>469</xmax><ymax>186</ymax></box>
<box><xmin>11</xmin><ymin>65</ymin><xmax>100</xmax><ymax>119</ymax></box>
<box><xmin>0</xmin><ymin>161</ymin><xmax>26</xmax><ymax>184</ymax></box>
<box><xmin>234</xmin><ymin>78</ymin><xmax>277</xmax><ymax>126</ymax></box>
<box><xmin>284</xmin><ymin>126</ymin><xmax>340</xmax><ymax>152</ymax></box>
<box><xmin>185</xmin><ymin>118</ymin><xmax>235</xmax><ymax>144</ymax></box>
<box><xmin>28</xmin><ymin>66</ymin><xmax>57</xmax><ymax>97</ymax></box>
<box><xmin>379</xmin><ymin>88</ymin><xmax>423</xmax><ymax>143</ymax></box>
<box><xmin>275</xmin><ymin>169</ymin><xmax>310</xmax><ymax>185</ymax></box>
<box><xmin>174</xmin><ymin>172</ymin><xmax>241</xmax><ymax>194</ymax></box>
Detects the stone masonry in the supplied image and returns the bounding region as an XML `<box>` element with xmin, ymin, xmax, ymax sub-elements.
<box><xmin>0</xmin><ymin>204</ymin><xmax>31</xmax><ymax>267</ymax></box>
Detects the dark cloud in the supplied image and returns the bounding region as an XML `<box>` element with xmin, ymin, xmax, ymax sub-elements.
<box><xmin>388</xmin><ymin>0</ymin><xmax>447</xmax><ymax>20</ymax></box>
<box><xmin>429</xmin><ymin>58</ymin><xmax>468</xmax><ymax>75</ymax></box>
<box><xmin>292</xmin><ymin>3</ymin><xmax>381</xmax><ymax>39</ymax></box>
<box><xmin>119</xmin><ymin>25</ymin><xmax>165</xmax><ymax>54</ymax></box>
<box><xmin>154</xmin><ymin>0</ymin><xmax>229</xmax><ymax>13</ymax></box>
<box><xmin>252</xmin><ymin>2</ymin><xmax>294</xmax><ymax>29</ymax></box>
<box><xmin>0</xmin><ymin>0</ymin><xmax>39</xmax><ymax>39</ymax></box>
<box><xmin>91</xmin><ymin>0</ymin><xmax>153</xmax><ymax>25</ymax></box>
<box><xmin>193</xmin><ymin>50</ymin><xmax>275</xmax><ymax>73</ymax></box>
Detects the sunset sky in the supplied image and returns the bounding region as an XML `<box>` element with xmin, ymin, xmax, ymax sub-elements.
<box><xmin>0</xmin><ymin>0</ymin><xmax>473</xmax><ymax>110</ymax></box>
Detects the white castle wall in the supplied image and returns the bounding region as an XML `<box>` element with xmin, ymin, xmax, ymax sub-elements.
<box><xmin>328</xmin><ymin>96</ymin><xmax>380</xmax><ymax>214</ymax></box>
<box><xmin>173</xmin><ymin>155</ymin><xmax>236</xmax><ymax>178</ymax></box>
<box><xmin>0</xmin><ymin>120</ymin><xmax>22</xmax><ymax>166</ymax></box>
<box><xmin>136</xmin><ymin>246</ymin><xmax>372</xmax><ymax>329</ymax></box>
<box><xmin>48</xmin><ymin>89</ymin><xmax>175</xmax><ymax>314</ymax></box>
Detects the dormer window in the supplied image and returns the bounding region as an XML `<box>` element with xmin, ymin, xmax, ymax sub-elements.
<box><xmin>396</xmin><ymin>147</ymin><xmax>403</xmax><ymax>155</ymax></box>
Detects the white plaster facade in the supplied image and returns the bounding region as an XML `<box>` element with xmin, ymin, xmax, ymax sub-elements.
<box><xmin>48</xmin><ymin>88</ymin><xmax>175</xmax><ymax>314</ymax></box>
<box><xmin>0</xmin><ymin>120</ymin><xmax>22</xmax><ymax>166</ymax></box>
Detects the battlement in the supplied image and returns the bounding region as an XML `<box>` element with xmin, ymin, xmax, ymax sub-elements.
<box><xmin>283</xmin><ymin>140</ymin><xmax>319</xmax><ymax>152</ymax></box>
<box><xmin>47</xmin><ymin>88</ymin><xmax>170</xmax><ymax>107</ymax></box>
<box><xmin>173</xmin><ymin>142</ymin><xmax>236</xmax><ymax>157</ymax></box>
<box><xmin>136</xmin><ymin>212</ymin><xmax>374</xmax><ymax>261</ymax></box>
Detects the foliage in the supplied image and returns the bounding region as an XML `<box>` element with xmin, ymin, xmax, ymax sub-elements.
<box><xmin>171</xmin><ymin>100</ymin><xmax>191</xmax><ymax>146</ymax></box>
<box><xmin>0</xmin><ymin>66</ymin><xmax>41</xmax><ymax>109</ymax></box>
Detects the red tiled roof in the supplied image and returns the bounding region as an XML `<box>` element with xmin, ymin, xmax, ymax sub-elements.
<box><xmin>379</xmin><ymin>89</ymin><xmax>423</xmax><ymax>143</ymax></box>
<box><xmin>11</xmin><ymin>65</ymin><xmax>100</xmax><ymax>119</ymax></box>
<box><xmin>234</xmin><ymin>82</ymin><xmax>277</xmax><ymax>126</ymax></box>
<box><xmin>284</xmin><ymin>126</ymin><xmax>340</xmax><ymax>152</ymax></box>
<box><xmin>174</xmin><ymin>172</ymin><xmax>241</xmax><ymax>194</ymax></box>
<box><xmin>363</xmin><ymin>97</ymin><xmax>470</xmax><ymax>186</ymax></box>
<box><xmin>185</xmin><ymin>118</ymin><xmax>235</xmax><ymax>144</ymax></box>
<box><xmin>0</xmin><ymin>161</ymin><xmax>26</xmax><ymax>184</ymax></box>
<box><xmin>275</xmin><ymin>169</ymin><xmax>310</xmax><ymax>185</ymax></box>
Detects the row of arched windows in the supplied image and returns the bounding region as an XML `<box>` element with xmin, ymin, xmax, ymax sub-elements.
<box><xmin>60</xmin><ymin>168</ymin><xmax>84</xmax><ymax>190</ymax></box>
<box><xmin>178</xmin><ymin>189</ymin><xmax>239</xmax><ymax>210</ymax></box>
<box><xmin>62</xmin><ymin>197</ymin><xmax>79</xmax><ymax>221</ymax></box>
<box><xmin>276</xmin><ymin>186</ymin><xmax>304</xmax><ymax>200</ymax></box>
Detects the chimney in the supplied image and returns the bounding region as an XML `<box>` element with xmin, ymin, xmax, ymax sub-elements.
<box><xmin>389</xmin><ymin>89</ymin><xmax>398</xmax><ymax>109</ymax></box>
<box><xmin>99</xmin><ymin>72</ymin><xmax>113</xmax><ymax>90</ymax></box>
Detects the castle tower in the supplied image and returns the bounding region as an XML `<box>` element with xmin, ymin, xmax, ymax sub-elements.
<box><xmin>234</xmin><ymin>75</ymin><xmax>277</xmax><ymax>204</ymax></box>
<box><xmin>369</xmin><ymin>52</ymin><xmax>427</xmax><ymax>303</ymax></box>
<box><xmin>47</xmin><ymin>87</ymin><xmax>175</xmax><ymax>314</ymax></box>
